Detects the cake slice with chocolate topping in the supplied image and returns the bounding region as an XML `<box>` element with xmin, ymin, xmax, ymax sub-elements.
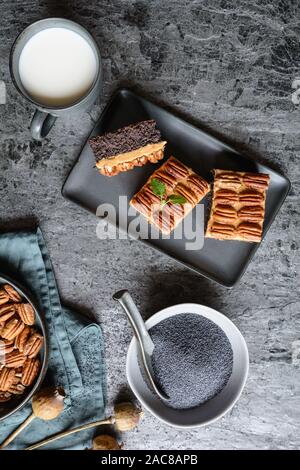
<box><xmin>89</xmin><ymin>120</ymin><xmax>166</xmax><ymax>176</ymax></box>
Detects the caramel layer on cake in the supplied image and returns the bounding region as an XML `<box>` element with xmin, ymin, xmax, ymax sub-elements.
<box><xmin>130</xmin><ymin>156</ymin><xmax>210</xmax><ymax>234</ymax></box>
<box><xmin>206</xmin><ymin>169</ymin><xmax>270</xmax><ymax>243</ymax></box>
<box><xmin>89</xmin><ymin>120</ymin><xmax>166</xmax><ymax>176</ymax></box>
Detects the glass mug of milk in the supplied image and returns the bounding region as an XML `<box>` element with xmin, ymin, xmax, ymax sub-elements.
<box><xmin>10</xmin><ymin>18</ymin><xmax>101</xmax><ymax>140</ymax></box>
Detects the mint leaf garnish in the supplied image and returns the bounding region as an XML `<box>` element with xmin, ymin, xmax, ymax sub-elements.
<box><xmin>150</xmin><ymin>178</ymin><xmax>187</xmax><ymax>207</ymax></box>
<box><xmin>168</xmin><ymin>194</ymin><xmax>187</xmax><ymax>205</ymax></box>
<box><xmin>150</xmin><ymin>178</ymin><xmax>166</xmax><ymax>200</ymax></box>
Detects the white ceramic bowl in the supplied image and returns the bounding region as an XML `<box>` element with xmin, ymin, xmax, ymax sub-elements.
<box><xmin>126</xmin><ymin>303</ymin><xmax>249</xmax><ymax>429</ymax></box>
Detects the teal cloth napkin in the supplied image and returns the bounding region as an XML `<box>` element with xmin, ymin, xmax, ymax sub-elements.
<box><xmin>0</xmin><ymin>228</ymin><xmax>106</xmax><ymax>450</ymax></box>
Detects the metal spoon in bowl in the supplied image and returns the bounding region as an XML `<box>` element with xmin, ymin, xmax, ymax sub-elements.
<box><xmin>113</xmin><ymin>290</ymin><xmax>169</xmax><ymax>401</ymax></box>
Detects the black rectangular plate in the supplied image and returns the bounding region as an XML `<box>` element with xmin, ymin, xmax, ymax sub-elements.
<box><xmin>62</xmin><ymin>89</ymin><xmax>290</xmax><ymax>287</ymax></box>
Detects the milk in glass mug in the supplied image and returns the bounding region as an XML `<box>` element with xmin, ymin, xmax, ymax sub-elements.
<box><xmin>10</xmin><ymin>18</ymin><xmax>102</xmax><ymax>140</ymax></box>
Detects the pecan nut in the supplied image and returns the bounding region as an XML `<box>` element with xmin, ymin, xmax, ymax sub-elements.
<box><xmin>132</xmin><ymin>193</ymin><xmax>153</xmax><ymax>218</ymax></box>
<box><xmin>144</xmin><ymin>185</ymin><xmax>161</xmax><ymax>204</ymax></box>
<box><xmin>0</xmin><ymin>289</ymin><xmax>10</xmax><ymax>306</ymax></box>
<box><xmin>154</xmin><ymin>170</ymin><xmax>177</xmax><ymax>190</ymax></box>
<box><xmin>237</xmin><ymin>222</ymin><xmax>262</xmax><ymax>241</ymax></box>
<box><xmin>153</xmin><ymin>210</ymin><xmax>175</xmax><ymax>234</ymax></box>
<box><xmin>164</xmin><ymin>157</ymin><xmax>189</xmax><ymax>179</ymax></box>
<box><xmin>1</xmin><ymin>317</ymin><xmax>25</xmax><ymax>340</ymax></box>
<box><xmin>209</xmin><ymin>223</ymin><xmax>236</xmax><ymax>237</ymax></box>
<box><xmin>3</xmin><ymin>350</ymin><xmax>27</xmax><ymax>368</ymax></box>
<box><xmin>17</xmin><ymin>303</ymin><xmax>35</xmax><ymax>325</ymax></box>
<box><xmin>216</xmin><ymin>171</ymin><xmax>242</xmax><ymax>188</ymax></box>
<box><xmin>238</xmin><ymin>205</ymin><xmax>264</xmax><ymax>222</ymax></box>
<box><xmin>175</xmin><ymin>184</ymin><xmax>197</xmax><ymax>205</ymax></box>
<box><xmin>166</xmin><ymin>201</ymin><xmax>184</xmax><ymax>219</ymax></box>
<box><xmin>0</xmin><ymin>304</ymin><xmax>16</xmax><ymax>323</ymax></box>
<box><xmin>0</xmin><ymin>367</ymin><xmax>16</xmax><ymax>391</ymax></box>
<box><xmin>187</xmin><ymin>175</ymin><xmax>210</xmax><ymax>196</ymax></box>
<box><xmin>213</xmin><ymin>204</ymin><xmax>237</xmax><ymax>222</ymax></box>
<box><xmin>15</xmin><ymin>325</ymin><xmax>31</xmax><ymax>352</ymax></box>
<box><xmin>214</xmin><ymin>189</ymin><xmax>239</xmax><ymax>204</ymax></box>
<box><xmin>23</xmin><ymin>331</ymin><xmax>44</xmax><ymax>359</ymax></box>
<box><xmin>3</xmin><ymin>284</ymin><xmax>22</xmax><ymax>303</ymax></box>
<box><xmin>0</xmin><ymin>339</ymin><xmax>15</xmax><ymax>355</ymax></box>
<box><xmin>239</xmin><ymin>190</ymin><xmax>264</xmax><ymax>205</ymax></box>
<box><xmin>243</xmin><ymin>173</ymin><xmax>270</xmax><ymax>190</ymax></box>
<box><xmin>21</xmin><ymin>357</ymin><xmax>40</xmax><ymax>387</ymax></box>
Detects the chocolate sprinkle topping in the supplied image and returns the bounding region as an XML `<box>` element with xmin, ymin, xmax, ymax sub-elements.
<box><xmin>89</xmin><ymin>120</ymin><xmax>162</xmax><ymax>161</ymax></box>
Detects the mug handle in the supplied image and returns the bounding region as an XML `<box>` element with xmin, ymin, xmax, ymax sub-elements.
<box><xmin>30</xmin><ymin>109</ymin><xmax>57</xmax><ymax>140</ymax></box>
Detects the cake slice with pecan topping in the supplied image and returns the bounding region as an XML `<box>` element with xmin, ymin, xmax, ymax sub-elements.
<box><xmin>206</xmin><ymin>169</ymin><xmax>270</xmax><ymax>243</ymax></box>
<box><xmin>130</xmin><ymin>156</ymin><xmax>210</xmax><ymax>234</ymax></box>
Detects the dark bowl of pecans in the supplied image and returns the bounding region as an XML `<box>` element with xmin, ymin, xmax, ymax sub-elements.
<box><xmin>0</xmin><ymin>275</ymin><xmax>48</xmax><ymax>420</ymax></box>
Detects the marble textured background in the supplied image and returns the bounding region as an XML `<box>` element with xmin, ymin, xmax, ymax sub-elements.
<box><xmin>0</xmin><ymin>0</ymin><xmax>299</xmax><ymax>449</ymax></box>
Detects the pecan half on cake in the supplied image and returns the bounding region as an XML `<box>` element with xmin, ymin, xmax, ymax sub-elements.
<box><xmin>206</xmin><ymin>169</ymin><xmax>270</xmax><ymax>242</ymax></box>
<box><xmin>130</xmin><ymin>156</ymin><xmax>210</xmax><ymax>234</ymax></box>
<box><xmin>89</xmin><ymin>120</ymin><xmax>166</xmax><ymax>176</ymax></box>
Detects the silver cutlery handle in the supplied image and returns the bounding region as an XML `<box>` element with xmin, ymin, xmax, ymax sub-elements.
<box><xmin>113</xmin><ymin>290</ymin><xmax>154</xmax><ymax>355</ymax></box>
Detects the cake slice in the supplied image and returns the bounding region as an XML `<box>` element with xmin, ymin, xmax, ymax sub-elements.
<box><xmin>206</xmin><ymin>169</ymin><xmax>270</xmax><ymax>242</ymax></box>
<box><xmin>89</xmin><ymin>120</ymin><xmax>166</xmax><ymax>176</ymax></box>
<box><xmin>130</xmin><ymin>156</ymin><xmax>210</xmax><ymax>234</ymax></box>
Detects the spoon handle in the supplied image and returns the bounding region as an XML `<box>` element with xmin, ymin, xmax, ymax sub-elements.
<box><xmin>0</xmin><ymin>413</ymin><xmax>35</xmax><ymax>449</ymax></box>
<box><xmin>113</xmin><ymin>290</ymin><xmax>154</xmax><ymax>355</ymax></box>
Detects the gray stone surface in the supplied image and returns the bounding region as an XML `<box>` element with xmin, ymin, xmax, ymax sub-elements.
<box><xmin>0</xmin><ymin>0</ymin><xmax>299</xmax><ymax>450</ymax></box>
